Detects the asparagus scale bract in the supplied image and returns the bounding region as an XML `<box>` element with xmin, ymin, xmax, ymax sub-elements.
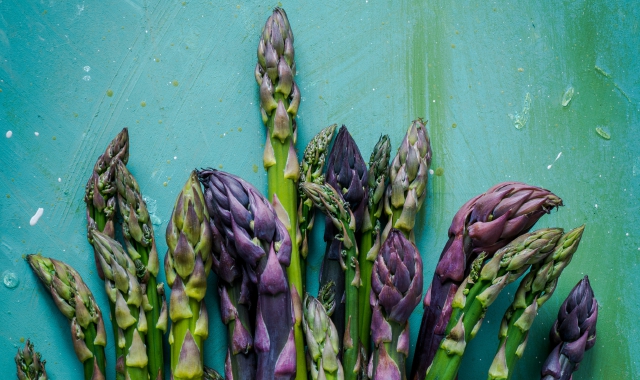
<box><xmin>425</xmin><ymin>228</ymin><xmax>563</xmax><ymax>380</ymax></box>
<box><xmin>303</xmin><ymin>294</ymin><xmax>344</xmax><ymax>380</ymax></box>
<box><xmin>15</xmin><ymin>339</ymin><xmax>49</xmax><ymax>380</ymax></box>
<box><xmin>200</xmin><ymin>169</ymin><xmax>297</xmax><ymax>380</ymax></box>
<box><xmin>165</xmin><ymin>171</ymin><xmax>213</xmax><ymax>380</ymax></box>
<box><xmin>369</xmin><ymin>229</ymin><xmax>423</xmax><ymax>380</ymax></box>
<box><xmin>488</xmin><ymin>225</ymin><xmax>585</xmax><ymax>380</ymax></box>
<box><xmin>27</xmin><ymin>255</ymin><xmax>107</xmax><ymax>380</ymax></box>
<box><xmin>411</xmin><ymin>182</ymin><xmax>563</xmax><ymax>380</ymax></box>
<box><xmin>255</xmin><ymin>8</ymin><xmax>306</xmax><ymax>378</ymax></box>
<box><xmin>540</xmin><ymin>276</ymin><xmax>598</xmax><ymax>380</ymax></box>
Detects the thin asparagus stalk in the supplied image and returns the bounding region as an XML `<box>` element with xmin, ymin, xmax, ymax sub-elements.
<box><xmin>410</xmin><ymin>182</ymin><xmax>563</xmax><ymax>380</ymax></box>
<box><xmin>255</xmin><ymin>9</ymin><xmax>306</xmax><ymax>378</ymax></box>
<box><xmin>369</xmin><ymin>229</ymin><xmax>423</xmax><ymax>380</ymax></box>
<box><xmin>540</xmin><ymin>276</ymin><xmax>598</xmax><ymax>380</ymax></box>
<box><xmin>303</xmin><ymin>294</ymin><xmax>344</xmax><ymax>380</ymax></box>
<box><xmin>358</xmin><ymin>134</ymin><xmax>391</xmax><ymax>366</ymax></box>
<box><xmin>113</xmin><ymin>160</ymin><xmax>165</xmax><ymax>379</ymax></box>
<box><xmin>301</xmin><ymin>182</ymin><xmax>360</xmax><ymax>380</ymax></box>
<box><xmin>488</xmin><ymin>225</ymin><xmax>585</xmax><ymax>380</ymax></box>
<box><xmin>165</xmin><ymin>172</ymin><xmax>213</xmax><ymax>380</ymax></box>
<box><xmin>91</xmin><ymin>231</ymin><xmax>149</xmax><ymax>380</ymax></box>
<box><xmin>425</xmin><ymin>228</ymin><xmax>563</xmax><ymax>380</ymax></box>
<box><xmin>199</xmin><ymin>169</ymin><xmax>297</xmax><ymax>380</ymax></box>
<box><xmin>27</xmin><ymin>255</ymin><xmax>107</xmax><ymax>380</ymax></box>
<box><xmin>15</xmin><ymin>339</ymin><xmax>49</xmax><ymax>380</ymax></box>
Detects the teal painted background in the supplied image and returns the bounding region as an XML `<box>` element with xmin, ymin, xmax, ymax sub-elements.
<box><xmin>1</xmin><ymin>1</ymin><xmax>638</xmax><ymax>379</ymax></box>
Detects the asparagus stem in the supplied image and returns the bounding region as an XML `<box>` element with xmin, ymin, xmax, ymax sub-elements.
<box><xmin>81</xmin><ymin>323</ymin><xmax>107</xmax><ymax>380</ymax></box>
<box><xmin>343</xmin><ymin>227</ymin><xmax>359</xmax><ymax>380</ymax></box>
<box><xmin>357</xmin><ymin>228</ymin><xmax>375</xmax><ymax>352</ymax></box>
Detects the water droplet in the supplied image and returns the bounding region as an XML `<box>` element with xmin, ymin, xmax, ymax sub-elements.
<box><xmin>83</xmin><ymin>65</ymin><xmax>91</xmax><ymax>72</ymax></box>
<box><xmin>82</xmin><ymin>75</ymin><xmax>91</xmax><ymax>81</ymax></box>
<box><xmin>3</xmin><ymin>271</ymin><xmax>19</xmax><ymax>289</ymax></box>
<box><xmin>561</xmin><ymin>86</ymin><xmax>574</xmax><ymax>107</ymax></box>
<box><xmin>5</xmin><ymin>130</ymin><xmax>12</xmax><ymax>138</ymax></box>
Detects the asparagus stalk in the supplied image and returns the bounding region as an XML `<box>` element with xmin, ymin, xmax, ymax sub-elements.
<box><xmin>320</xmin><ymin>126</ymin><xmax>369</xmax><ymax>351</ymax></box>
<box><xmin>91</xmin><ymin>231</ymin><xmax>149</xmax><ymax>380</ymax></box>
<box><xmin>303</xmin><ymin>294</ymin><xmax>344</xmax><ymax>380</ymax></box>
<box><xmin>358</xmin><ymin>134</ymin><xmax>391</xmax><ymax>366</ymax></box>
<box><xmin>369</xmin><ymin>229</ymin><xmax>423</xmax><ymax>380</ymax></box>
<box><xmin>113</xmin><ymin>160</ymin><xmax>165</xmax><ymax>379</ymax></box>
<box><xmin>410</xmin><ymin>182</ymin><xmax>563</xmax><ymax>380</ymax></box>
<box><xmin>425</xmin><ymin>228</ymin><xmax>563</xmax><ymax>380</ymax></box>
<box><xmin>210</xmin><ymin>221</ymin><xmax>257</xmax><ymax>380</ymax></box>
<box><xmin>15</xmin><ymin>339</ymin><xmax>49</xmax><ymax>380</ymax></box>
<box><xmin>27</xmin><ymin>255</ymin><xmax>107</xmax><ymax>380</ymax></box>
<box><xmin>165</xmin><ymin>172</ymin><xmax>213</xmax><ymax>380</ymax></box>
<box><xmin>488</xmin><ymin>225</ymin><xmax>585</xmax><ymax>380</ymax></box>
<box><xmin>199</xmin><ymin>169</ymin><xmax>297</xmax><ymax>380</ymax></box>
<box><xmin>255</xmin><ymin>9</ymin><xmax>306</xmax><ymax>378</ymax></box>
<box><xmin>300</xmin><ymin>182</ymin><xmax>360</xmax><ymax>380</ymax></box>
<box><xmin>383</xmin><ymin>119</ymin><xmax>432</xmax><ymax>241</ymax></box>
<box><xmin>540</xmin><ymin>276</ymin><xmax>598</xmax><ymax>380</ymax></box>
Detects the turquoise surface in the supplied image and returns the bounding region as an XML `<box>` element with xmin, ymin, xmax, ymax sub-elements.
<box><xmin>1</xmin><ymin>1</ymin><xmax>638</xmax><ymax>379</ymax></box>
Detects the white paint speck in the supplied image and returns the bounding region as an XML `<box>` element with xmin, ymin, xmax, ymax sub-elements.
<box><xmin>82</xmin><ymin>75</ymin><xmax>91</xmax><ymax>81</ymax></box>
<box><xmin>594</xmin><ymin>204</ymin><xmax>598</xmax><ymax>209</ymax></box>
<box><xmin>547</xmin><ymin>151</ymin><xmax>563</xmax><ymax>170</ymax></box>
<box><xmin>34</xmin><ymin>132</ymin><xmax>39</xmax><ymax>136</ymax></box>
<box><xmin>30</xmin><ymin>208</ymin><xmax>44</xmax><ymax>226</ymax></box>
<box><xmin>429</xmin><ymin>169</ymin><xmax>435</xmax><ymax>175</ymax></box>
<box><xmin>173</xmin><ymin>156</ymin><xmax>177</xmax><ymax>160</ymax></box>
<box><xmin>547</xmin><ymin>165</ymin><xmax>553</xmax><ymax>170</ymax></box>
<box><xmin>555</xmin><ymin>152</ymin><xmax>562</xmax><ymax>160</ymax></box>
<box><xmin>83</xmin><ymin>65</ymin><xmax>91</xmax><ymax>72</ymax></box>
<box><xmin>626</xmin><ymin>233</ymin><xmax>629</xmax><ymax>236</ymax></box>
<box><xmin>5</xmin><ymin>131</ymin><xmax>12</xmax><ymax>138</ymax></box>
<box><xmin>58</xmin><ymin>178</ymin><xmax>61</xmax><ymax>182</ymax></box>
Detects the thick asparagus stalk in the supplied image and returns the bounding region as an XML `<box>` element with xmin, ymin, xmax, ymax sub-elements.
<box><xmin>488</xmin><ymin>225</ymin><xmax>585</xmax><ymax>380</ymax></box>
<box><xmin>425</xmin><ymin>228</ymin><xmax>563</xmax><ymax>380</ymax></box>
<box><xmin>303</xmin><ymin>294</ymin><xmax>344</xmax><ymax>380</ymax></box>
<box><xmin>165</xmin><ymin>172</ymin><xmax>213</xmax><ymax>380</ymax></box>
<box><xmin>91</xmin><ymin>230</ymin><xmax>149</xmax><ymax>380</ymax></box>
<box><xmin>410</xmin><ymin>182</ymin><xmax>563</xmax><ymax>380</ymax></box>
<box><xmin>320</xmin><ymin>126</ymin><xmax>368</xmax><ymax>350</ymax></box>
<box><xmin>210</xmin><ymin>221</ymin><xmax>257</xmax><ymax>380</ymax></box>
<box><xmin>300</xmin><ymin>182</ymin><xmax>359</xmax><ymax>380</ymax></box>
<box><xmin>358</xmin><ymin>134</ymin><xmax>391</xmax><ymax>367</ymax></box>
<box><xmin>15</xmin><ymin>339</ymin><xmax>49</xmax><ymax>380</ymax></box>
<box><xmin>113</xmin><ymin>160</ymin><xmax>165</xmax><ymax>379</ymax></box>
<box><xmin>383</xmin><ymin>119</ymin><xmax>432</xmax><ymax>241</ymax></box>
<box><xmin>255</xmin><ymin>9</ymin><xmax>306</xmax><ymax>378</ymax></box>
<box><xmin>27</xmin><ymin>255</ymin><xmax>107</xmax><ymax>380</ymax></box>
<box><xmin>540</xmin><ymin>276</ymin><xmax>598</xmax><ymax>380</ymax></box>
<box><xmin>199</xmin><ymin>169</ymin><xmax>296</xmax><ymax>380</ymax></box>
<box><xmin>369</xmin><ymin>229</ymin><xmax>423</xmax><ymax>380</ymax></box>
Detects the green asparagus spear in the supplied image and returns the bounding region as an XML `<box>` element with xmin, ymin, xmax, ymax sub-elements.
<box><xmin>15</xmin><ymin>339</ymin><xmax>49</xmax><ymax>380</ymax></box>
<box><xmin>303</xmin><ymin>294</ymin><xmax>344</xmax><ymax>380</ymax></box>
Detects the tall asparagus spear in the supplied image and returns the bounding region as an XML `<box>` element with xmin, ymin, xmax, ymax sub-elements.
<box><xmin>15</xmin><ymin>339</ymin><xmax>49</xmax><ymax>380</ymax></box>
<box><xmin>540</xmin><ymin>276</ymin><xmax>598</xmax><ymax>380</ymax></box>
<box><xmin>488</xmin><ymin>225</ymin><xmax>585</xmax><ymax>380</ymax></box>
<box><xmin>113</xmin><ymin>160</ymin><xmax>165</xmax><ymax>379</ymax></box>
<box><xmin>410</xmin><ymin>182</ymin><xmax>563</xmax><ymax>380</ymax></box>
<box><xmin>358</xmin><ymin>134</ymin><xmax>391</xmax><ymax>367</ymax></box>
<box><xmin>27</xmin><ymin>255</ymin><xmax>107</xmax><ymax>380</ymax></box>
<box><xmin>165</xmin><ymin>172</ymin><xmax>213</xmax><ymax>380</ymax></box>
<box><xmin>303</xmin><ymin>294</ymin><xmax>344</xmax><ymax>380</ymax></box>
<box><xmin>199</xmin><ymin>169</ymin><xmax>297</xmax><ymax>380</ymax></box>
<box><xmin>300</xmin><ymin>182</ymin><xmax>360</xmax><ymax>380</ymax></box>
<box><xmin>255</xmin><ymin>9</ymin><xmax>306</xmax><ymax>377</ymax></box>
<box><xmin>91</xmin><ymin>230</ymin><xmax>150</xmax><ymax>380</ymax></box>
<box><xmin>425</xmin><ymin>228</ymin><xmax>563</xmax><ymax>380</ymax></box>
<box><xmin>383</xmin><ymin>119</ymin><xmax>432</xmax><ymax>241</ymax></box>
<box><xmin>369</xmin><ymin>229</ymin><xmax>423</xmax><ymax>380</ymax></box>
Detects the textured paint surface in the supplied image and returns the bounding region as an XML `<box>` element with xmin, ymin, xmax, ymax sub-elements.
<box><xmin>0</xmin><ymin>1</ymin><xmax>638</xmax><ymax>379</ymax></box>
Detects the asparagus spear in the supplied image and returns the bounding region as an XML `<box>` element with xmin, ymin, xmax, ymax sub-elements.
<box><xmin>488</xmin><ymin>226</ymin><xmax>585</xmax><ymax>380</ymax></box>
<box><xmin>199</xmin><ymin>169</ymin><xmax>296</xmax><ymax>380</ymax></box>
<box><xmin>410</xmin><ymin>182</ymin><xmax>563</xmax><ymax>380</ymax></box>
<box><xmin>383</xmin><ymin>119</ymin><xmax>432</xmax><ymax>241</ymax></box>
<box><xmin>320</xmin><ymin>126</ymin><xmax>368</xmax><ymax>352</ymax></box>
<box><xmin>300</xmin><ymin>182</ymin><xmax>360</xmax><ymax>380</ymax></box>
<box><xmin>358</xmin><ymin>134</ymin><xmax>391</xmax><ymax>365</ymax></box>
<box><xmin>425</xmin><ymin>228</ymin><xmax>563</xmax><ymax>380</ymax></box>
<box><xmin>113</xmin><ymin>160</ymin><xmax>165</xmax><ymax>379</ymax></box>
<box><xmin>255</xmin><ymin>9</ymin><xmax>306</xmax><ymax>378</ymax></box>
<box><xmin>91</xmin><ymin>230</ymin><xmax>150</xmax><ymax>380</ymax></box>
<box><xmin>210</xmin><ymin>221</ymin><xmax>256</xmax><ymax>380</ymax></box>
<box><xmin>165</xmin><ymin>172</ymin><xmax>213</xmax><ymax>380</ymax></box>
<box><xmin>369</xmin><ymin>229</ymin><xmax>423</xmax><ymax>380</ymax></box>
<box><xmin>15</xmin><ymin>339</ymin><xmax>49</xmax><ymax>380</ymax></box>
<box><xmin>303</xmin><ymin>294</ymin><xmax>344</xmax><ymax>380</ymax></box>
<box><xmin>540</xmin><ymin>276</ymin><xmax>598</xmax><ymax>380</ymax></box>
<box><xmin>27</xmin><ymin>255</ymin><xmax>107</xmax><ymax>380</ymax></box>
